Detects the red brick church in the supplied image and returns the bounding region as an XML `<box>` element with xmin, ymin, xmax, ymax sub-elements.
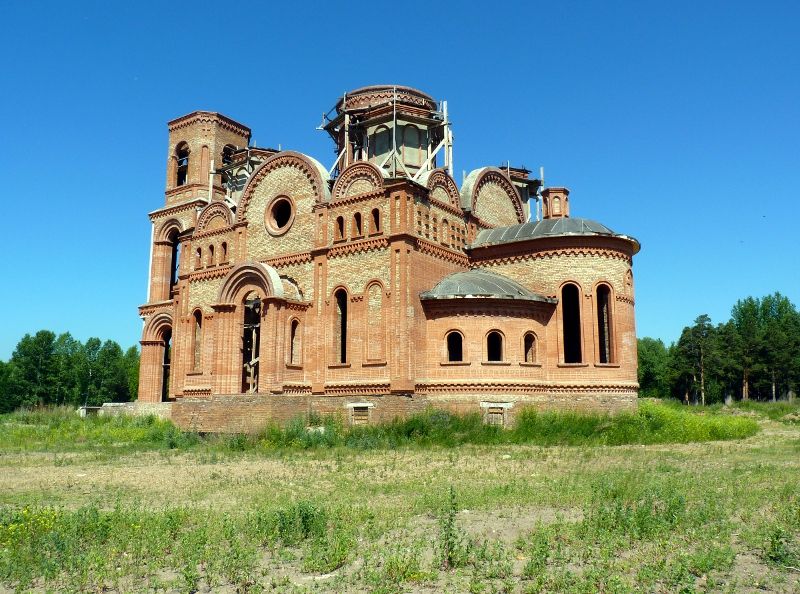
<box><xmin>137</xmin><ymin>85</ymin><xmax>640</xmax><ymax>432</ymax></box>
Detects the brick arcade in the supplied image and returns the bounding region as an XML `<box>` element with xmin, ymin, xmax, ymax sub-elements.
<box><xmin>137</xmin><ymin>85</ymin><xmax>641</xmax><ymax>432</ymax></box>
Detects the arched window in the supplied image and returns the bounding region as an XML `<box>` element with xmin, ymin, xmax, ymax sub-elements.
<box><xmin>289</xmin><ymin>319</ymin><xmax>301</xmax><ymax>365</ymax></box>
<box><xmin>552</xmin><ymin>197</ymin><xmax>562</xmax><ymax>215</ymax></box>
<box><xmin>175</xmin><ymin>143</ymin><xmax>189</xmax><ymax>186</ymax></box>
<box><xmin>371</xmin><ymin>208</ymin><xmax>381</xmax><ymax>233</ymax></box>
<box><xmin>523</xmin><ymin>332</ymin><xmax>537</xmax><ymax>363</ymax></box>
<box><xmin>596</xmin><ymin>284</ymin><xmax>614</xmax><ymax>363</ymax></box>
<box><xmin>353</xmin><ymin>212</ymin><xmax>363</xmax><ymax>237</ymax></box>
<box><xmin>168</xmin><ymin>229</ymin><xmax>181</xmax><ymax>294</ymax></box>
<box><xmin>403</xmin><ymin>125</ymin><xmax>422</xmax><ymax>167</ymax></box>
<box><xmin>221</xmin><ymin>242</ymin><xmax>228</xmax><ymax>263</ymax></box>
<box><xmin>195</xmin><ymin>247</ymin><xmax>202</xmax><ymax>270</ymax></box>
<box><xmin>335</xmin><ymin>216</ymin><xmax>345</xmax><ymax>240</ymax></box>
<box><xmin>334</xmin><ymin>289</ymin><xmax>348</xmax><ymax>363</ymax></box>
<box><xmin>241</xmin><ymin>293</ymin><xmax>261</xmax><ymax>393</ymax></box>
<box><xmin>446</xmin><ymin>331</ymin><xmax>463</xmax><ymax>362</ymax></box>
<box><xmin>208</xmin><ymin>244</ymin><xmax>215</xmax><ymax>267</ymax></box>
<box><xmin>161</xmin><ymin>327</ymin><xmax>172</xmax><ymax>401</ymax></box>
<box><xmin>562</xmin><ymin>283</ymin><xmax>582</xmax><ymax>363</ymax></box>
<box><xmin>487</xmin><ymin>331</ymin><xmax>503</xmax><ymax>362</ymax></box>
<box><xmin>193</xmin><ymin>310</ymin><xmax>202</xmax><ymax>370</ymax></box>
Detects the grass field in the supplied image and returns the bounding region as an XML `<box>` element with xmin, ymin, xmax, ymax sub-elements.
<box><xmin>0</xmin><ymin>401</ymin><xmax>798</xmax><ymax>593</ymax></box>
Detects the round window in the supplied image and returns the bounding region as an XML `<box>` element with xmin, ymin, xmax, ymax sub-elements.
<box><xmin>265</xmin><ymin>196</ymin><xmax>295</xmax><ymax>235</ymax></box>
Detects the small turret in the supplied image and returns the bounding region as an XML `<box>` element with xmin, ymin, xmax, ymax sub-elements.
<box><xmin>541</xmin><ymin>187</ymin><xmax>570</xmax><ymax>219</ymax></box>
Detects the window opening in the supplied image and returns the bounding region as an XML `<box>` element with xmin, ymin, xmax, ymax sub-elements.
<box><xmin>487</xmin><ymin>331</ymin><xmax>503</xmax><ymax>362</ymax></box>
<box><xmin>241</xmin><ymin>296</ymin><xmax>261</xmax><ymax>393</ymax></box>
<box><xmin>335</xmin><ymin>216</ymin><xmax>345</xmax><ymax>240</ymax></box>
<box><xmin>524</xmin><ymin>333</ymin><xmax>536</xmax><ymax>363</ymax></box>
<box><xmin>352</xmin><ymin>406</ymin><xmax>369</xmax><ymax>425</ymax></box>
<box><xmin>335</xmin><ymin>289</ymin><xmax>348</xmax><ymax>363</ymax></box>
<box><xmin>176</xmin><ymin>143</ymin><xmax>189</xmax><ymax>186</ymax></box>
<box><xmin>221</xmin><ymin>242</ymin><xmax>228</xmax><ymax>263</ymax></box>
<box><xmin>168</xmin><ymin>230</ymin><xmax>181</xmax><ymax>294</ymax></box>
<box><xmin>371</xmin><ymin>208</ymin><xmax>381</xmax><ymax>233</ymax></box>
<box><xmin>353</xmin><ymin>212</ymin><xmax>362</xmax><ymax>236</ymax></box>
<box><xmin>597</xmin><ymin>285</ymin><xmax>613</xmax><ymax>363</ymax></box>
<box><xmin>161</xmin><ymin>328</ymin><xmax>172</xmax><ymax>401</ymax></box>
<box><xmin>562</xmin><ymin>284</ymin><xmax>582</xmax><ymax>363</ymax></box>
<box><xmin>289</xmin><ymin>319</ymin><xmax>300</xmax><ymax>365</ymax></box>
<box><xmin>193</xmin><ymin>311</ymin><xmax>202</xmax><ymax>370</ymax></box>
<box><xmin>486</xmin><ymin>406</ymin><xmax>505</xmax><ymax>426</ymax></box>
<box><xmin>446</xmin><ymin>331</ymin><xmax>463</xmax><ymax>362</ymax></box>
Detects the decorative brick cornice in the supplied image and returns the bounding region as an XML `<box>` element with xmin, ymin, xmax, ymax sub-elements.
<box><xmin>238</xmin><ymin>151</ymin><xmax>328</xmax><ymax>222</ymax></box>
<box><xmin>284</xmin><ymin>300</ymin><xmax>312</xmax><ymax>311</ymax></box>
<box><xmin>331</xmin><ymin>162</ymin><xmax>385</xmax><ymax>202</ymax></box>
<box><xmin>167</xmin><ymin>111</ymin><xmax>251</xmax><ymax>137</ymax></box>
<box><xmin>191</xmin><ymin>226</ymin><xmax>233</xmax><ymax>241</ymax></box>
<box><xmin>422</xmin><ymin>301</ymin><xmax>553</xmax><ymax>321</ymax></box>
<box><xmin>416</xmin><ymin>381</ymin><xmax>638</xmax><ymax>395</ymax></box>
<box><xmin>328</xmin><ymin>188</ymin><xmax>386</xmax><ymax>208</ymax></box>
<box><xmin>474</xmin><ymin>245</ymin><xmax>632</xmax><ymax>266</ymax></box>
<box><xmin>415</xmin><ymin>238</ymin><xmax>470</xmax><ymax>266</ymax></box>
<box><xmin>183</xmin><ymin>387</ymin><xmax>212</xmax><ymax>397</ymax></box>
<box><xmin>328</xmin><ymin>236</ymin><xmax>389</xmax><ymax>259</ymax></box>
<box><xmin>138</xmin><ymin>301</ymin><xmax>173</xmax><ymax>318</ymax></box>
<box><xmin>149</xmin><ymin>199</ymin><xmax>206</xmax><ymax>222</ymax></box>
<box><xmin>324</xmin><ymin>383</ymin><xmax>392</xmax><ymax>396</ymax></box>
<box><xmin>188</xmin><ymin>265</ymin><xmax>233</xmax><ymax>283</ymax></box>
<box><xmin>263</xmin><ymin>251</ymin><xmax>314</xmax><ymax>267</ymax></box>
<box><xmin>616</xmin><ymin>294</ymin><xmax>635</xmax><ymax>305</ymax></box>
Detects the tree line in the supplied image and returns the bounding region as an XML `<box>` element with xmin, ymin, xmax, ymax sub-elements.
<box><xmin>0</xmin><ymin>331</ymin><xmax>139</xmax><ymax>413</ymax></box>
<box><xmin>638</xmin><ymin>292</ymin><xmax>800</xmax><ymax>404</ymax></box>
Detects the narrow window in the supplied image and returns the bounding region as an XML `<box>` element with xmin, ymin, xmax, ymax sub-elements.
<box><xmin>168</xmin><ymin>230</ymin><xmax>181</xmax><ymax>293</ymax></box>
<box><xmin>208</xmin><ymin>244</ymin><xmax>215</xmax><ymax>267</ymax></box>
<box><xmin>221</xmin><ymin>242</ymin><xmax>228</xmax><ymax>263</ymax></box>
<box><xmin>193</xmin><ymin>310</ymin><xmax>202</xmax><ymax>370</ymax></box>
<box><xmin>353</xmin><ymin>212</ymin><xmax>363</xmax><ymax>237</ymax></box>
<box><xmin>352</xmin><ymin>406</ymin><xmax>369</xmax><ymax>426</ymax></box>
<box><xmin>597</xmin><ymin>284</ymin><xmax>613</xmax><ymax>363</ymax></box>
<box><xmin>195</xmin><ymin>247</ymin><xmax>202</xmax><ymax>270</ymax></box>
<box><xmin>366</xmin><ymin>284</ymin><xmax>384</xmax><ymax>361</ymax></box>
<box><xmin>335</xmin><ymin>216</ymin><xmax>345</xmax><ymax>240</ymax></box>
<box><xmin>487</xmin><ymin>331</ymin><xmax>503</xmax><ymax>362</ymax></box>
<box><xmin>241</xmin><ymin>295</ymin><xmax>261</xmax><ymax>393</ymax></box>
<box><xmin>335</xmin><ymin>289</ymin><xmax>348</xmax><ymax>363</ymax></box>
<box><xmin>441</xmin><ymin>219</ymin><xmax>449</xmax><ymax>246</ymax></box>
<box><xmin>524</xmin><ymin>332</ymin><xmax>537</xmax><ymax>363</ymax></box>
<box><xmin>552</xmin><ymin>197</ymin><xmax>561</xmax><ymax>215</ymax></box>
<box><xmin>370</xmin><ymin>126</ymin><xmax>390</xmax><ymax>161</ymax></box>
<box><xmin>446</xmin><ymin>331</ymin><xmax>463</xmax><ymax>362</ymax></box>
<box><xmin>289</xmin><ymin>319</ymin><xmax>300</xmax><ymax>365</ymax></box>
<box><xmin>432</xmin><ymin>215</ymin><xmax>438</xmax><ymax>242</ymax></box>
<box><xmin>176</xmin><ymin>143</ymin><xmax>189</xmax><ymax>186</ymax></box>
<box><xmin>371</xmin><ymin>208</ymin><xmax>381</xmax><ymax>233</ymax></box>
<box><xmin>562</xmin><ymin>283</ymin><xmax>582</xmax><ymax>363</ymax></box>
<box><xmin>161</xmin><ymin>328</ymin><xmax>172</xmax><ymax>401</ymax></box>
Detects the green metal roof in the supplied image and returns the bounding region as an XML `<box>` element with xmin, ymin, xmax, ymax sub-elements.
<box><xmin>420</xmin><ymin>269</ymin><xmax>555</xmax><ymax>303</ymax></box>
<box><xmin>470</xmin><ymin>218</ymin><xmax>640</xmax><ymax>250</ymax></box>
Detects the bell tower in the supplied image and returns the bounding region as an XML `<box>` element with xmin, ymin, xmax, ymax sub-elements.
<box><xmin>541</xmin><ymin>187</ymin><xmax>570</xmax><ymax>219</ymax></box>
<box><xmin>165</xmin><ymin>111</ymin><xmax>251</xmax><ymax>206</ymax></box>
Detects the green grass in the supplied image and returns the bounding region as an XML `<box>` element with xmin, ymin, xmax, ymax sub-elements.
<box><xmin>0</xmin><ymin>401</ymin><xmax>760</xmax><ymax>455</ymax></box>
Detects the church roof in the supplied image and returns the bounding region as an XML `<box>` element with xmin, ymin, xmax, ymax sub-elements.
<box><xmin>469</xmin><ymin>217</ymin><xmax>639</xmax><ymax>250</ymax></box>
<box><xmin>420</xmin><ymin>269</ymin><xmax>555</xmax><ymax>303</ymax></box>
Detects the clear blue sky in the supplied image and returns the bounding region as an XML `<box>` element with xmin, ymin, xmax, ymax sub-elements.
<box><xmin>1</xmin><ymin>1</ymin><xmax>798</xmax><ymax>360</ymax></box>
